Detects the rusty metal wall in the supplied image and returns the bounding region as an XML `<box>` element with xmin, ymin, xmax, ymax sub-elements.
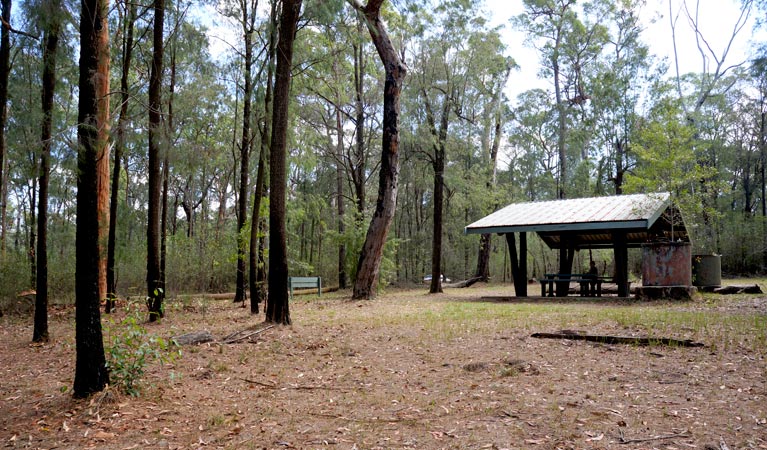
<box><xmin>641</xmin><ymin>242</ymin><xmax>691</xmax><ymax>286</ymax></box>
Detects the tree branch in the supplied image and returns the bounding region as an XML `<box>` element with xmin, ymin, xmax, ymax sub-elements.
<box><xmin>1</xmin><ymin>17</ymin><xmax>38</xmax><ymax>40</ymax></box>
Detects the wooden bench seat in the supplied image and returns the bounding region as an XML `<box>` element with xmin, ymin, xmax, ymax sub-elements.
<box><xmin>539</xmin><ymin>273</ymin><xmax>612</xmax><ymax>297</ymax></box>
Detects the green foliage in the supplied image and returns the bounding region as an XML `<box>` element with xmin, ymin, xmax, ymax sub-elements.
<box><xmin>624</xmin><ymin>98</ymin><xmax>722</xmax><ymax>251</ymax></box>
<box><xmin>0</xmin><ymin>253</ymin><xmax>30</xmax><ymax>304</ymax></box>
<box><xmin>104</xmin><ymin>304</ymin><xmax>181</xmax><ymax>396</ymax></box>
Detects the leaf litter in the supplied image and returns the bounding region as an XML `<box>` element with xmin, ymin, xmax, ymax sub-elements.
<box><xmin>0</xmin><ymin>285</ymin><xmax>765</xmax><ymax>449</ymax></box>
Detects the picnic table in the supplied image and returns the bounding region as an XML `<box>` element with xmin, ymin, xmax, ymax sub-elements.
<box><xmin>539</xmin><ymin>273</ymin><xmax>612</xmax><ymax>297</ymax></box>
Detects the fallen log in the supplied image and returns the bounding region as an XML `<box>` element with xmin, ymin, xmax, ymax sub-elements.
<box><xmin>172</xmin><ymin>330</ymin><xmax>214</xmax><ymax>346</ymax></box>
<box><xmin>531</xmin><ymin>331</ymin><xmax>704</xmax><ymax>347</ymax></box>
<box><xmin>444</xmin><ymin>276</ymin><xmax>483</xmax><ymax>289</ymax></box>
<box><xmin>712</xmin><ymin>284</ymin><xmax>763</xmax><ymax>295</ymax></box>
<box><xmin>291</xmin><ymin>286</ymin><xmax>338</xmax><ymax>297</ymax></box>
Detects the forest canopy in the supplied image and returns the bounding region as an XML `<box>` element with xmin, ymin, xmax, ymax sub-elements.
<box><xmin>1</xmin><ymin>0</ymin><xmax>766</xmax><ymax>308</ymax></box>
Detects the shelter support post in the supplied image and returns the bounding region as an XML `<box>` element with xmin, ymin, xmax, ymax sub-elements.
<box><xmin>612</xmin><ymin>231</ymin><xmax>629</xmax><ymax>297</ymax></box>
<box><xmin>556</xmin><ymin>234</ymin><xmax>575</xmax><ymax>297</ymax></box>
<box><xmin>505</xmin><ymin>232</ymin><xmax>528</xmax><ymax>297</ymax></box>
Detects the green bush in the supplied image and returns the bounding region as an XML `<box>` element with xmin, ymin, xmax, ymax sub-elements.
<box><xmin>104</xmin><ymin>304</ymin><xmax>181</xmax><ymax>396</ymax></box>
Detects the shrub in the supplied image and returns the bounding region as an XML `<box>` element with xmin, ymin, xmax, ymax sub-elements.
<box><xmin>104</xmin><ymin>304</ymin><xmax>181</xmax><ymax>396</ymax></box>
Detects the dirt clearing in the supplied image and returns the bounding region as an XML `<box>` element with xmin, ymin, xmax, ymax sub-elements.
<box><xmin>1</xmin><ymin>284</ymin><xmax>766</xmax><ymax>449</ymax></box>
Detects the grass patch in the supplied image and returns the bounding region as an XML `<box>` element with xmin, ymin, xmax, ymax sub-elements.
<box><xmin>300</xmin><ymin>286</ymin><xmax>767</xmax><ymax>353</ymax></box>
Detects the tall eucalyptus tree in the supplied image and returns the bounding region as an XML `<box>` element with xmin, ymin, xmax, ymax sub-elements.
<box><xmin>33</xmin><ymin>0</ymin><xmax>62</xmax><ymax>343</ymax></box>
<box><xmin>74</xmin><ymin>0</ymin><xmax>109</xmax><ymax>397</ymax></box>
<box><xmin>249</xmin><ymin>0</ymin><xmax>277</xmax><ymax>313</ymax></box>
<box><xmin>0</xmin><ymin>0</ymin><xmax>10</xmax><ymax>256</ymax></box>
<box><xmin>106</xmin><ymin>0</ymin><xmax>138</xmax><ymax>312</ymax></box>
<box><xmin>266</xmin><ymin>0</ymin><xmax>302</xmax><ymax>324</ymax></box>
<box><xmin>348</xmin><ymin>0</ymin><xmax>407</xmax><ymax>300</ymax></box>
<box><xmin>146</xmin><ymin>0</ymin><xmax>165</xmax><ymax>321</ymax></box>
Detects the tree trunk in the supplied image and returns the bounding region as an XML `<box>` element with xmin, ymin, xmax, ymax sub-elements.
<box><xmin>160</xmin><ymin>150</ymin><xmax>169</xmax><ymax>288</ymax></box>
<box><xmin>95</xmin><ymin>0</ymin><xmax>111</xmax><ymax>305</ymax></box>
<box><xmin>352</xmin><ymin>30</ymin><xmax>366</xmax><ymax>215</ymax></box>
<box><xmin>146</xmin><ymin>0</ymin><xmax>165</xmax><ymax>322</ymax></box>
<box><xmin>28</xmin><ymin>186</ymin><xmax>36</xmax><ymax>288</ymax></box>
<box><xmin>235</xmin><ymin>0</ymin><xmax>256</xmax><ymax>304</ymax></box>
<box><xmin>106</xmin><ymin>0</ymin><xmax>136</xmax><ymax>312</ymax></box>
<box><xmin>423</xmin><ymin>93</ymin><xmax>449</xmax><ymax>295</ymax></box>
<box><xmin>0</xmin><ymin>0</ymin><xmax>10</xmax><ymax>257</ymax></box>
<box><xmin>474</xmin><ymin>63</ymin><xmax>511</xmax><ymax>281</ymax></box>
<box><xmin>161</xmin><ymin>43</ymin><xmax>176</xmax><ymax>295</ymax></box>
<box><xmin>34</xmin><ymin>10</ymin><xmax>60</xmax><ymax>343</ymax></box>
<box><xmin>335</xmin><ymin>106</ymin><xmax>347</xmax><ymax>289</ymax></box>
<box><xmin>266</xmin><ymin>0</ymin><xmax>302</xmax><ymax>325</ymax></box>
<box><xmin>249</xmin><ymin>148</ymin><xmax>266</xmax><ymax>313</ymax></box>
<box><xmin>475</xmin><ymin>234</ymin><xmax>491</xmax><ymax>281</ymax></box>
<box><xmin>249</xmin><ymin>0</ymin><xmax>277</xmax><ymax>314</ymax></box>
<box><xmin>760</xmin><ymin>111</ymin><xmax>766</xmax><ymax>269</ymax></box>
<box><xmin>350</xmin><ymin>0</ymin><xmax>407</xmax><ymax>300</ymax></box>
<box><xmin>74</xmin><ymin>0</ymin><xmax>110</xmax><ymax>398</ymax></box>
<box><xmin>614</xmin><ymin>137</ymin><xmax>625</xmax><ymax>195</ymax></box>
<box><xmin>552</xmin><ymin>24</ymin><xmax>566</xmax><ymax>200</ymax></box>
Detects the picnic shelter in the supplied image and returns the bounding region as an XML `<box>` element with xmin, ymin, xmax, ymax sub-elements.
<box><xmin>464</xmin><ymin>192</ymin><xmax>690</xmax><ymax>297</ymax></box>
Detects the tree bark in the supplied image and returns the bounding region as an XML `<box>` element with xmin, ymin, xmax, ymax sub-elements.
<box><xmin>74</xmin><ymin>0</ymin><xmax>110</xmax><ymax>397</ymax></box>
<box><xmin>146</xmin><ymin>0</ymin><xmax>165</xmax><ymax>322</ymax></box>
<box><xmin>0</xmin><ymin>0</ymin><xmax>10</xmax><ymax>257</ymax></box>
<box><xmin>266</xmin><ymin>0</ymin><xmax>302</xmax><ymax>324</ymax></box>
<box><xmin>350</xmin><ymin>0</ymin><xmax>407</xmax><ymax>300</ymax></box>
<box><xmin>95</xmin><ymin>0</ymin><xmax>111</xmax><ymax>305</ymax></box>
<box><xmin>106</xmin><ymin>1</ymin><xmax>136</xmax><ymax>312</ymax></box>
<box><xmin>33</xmin><ymin>8</ymin><xmax>60</xmax><ymax>343</ymax></box>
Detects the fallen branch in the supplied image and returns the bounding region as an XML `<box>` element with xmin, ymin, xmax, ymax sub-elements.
<box><xmin>308</xmin><ymin>412</ymin><xmax>415</xmax><ymax>423</ymax></box>
<box><xmin>531</xmin><ymin>331</ymin><xmax>704</xmax><ymax>347</ymax></box>
<box><xmin>292</xmin><ymin>286</ymin><xmax>338</xmax><ymax>296</ymax></box>
<box><xmin>444</xmin><ymin>276</ymin><xmax>483</xmax><ymax>289</ymax></box>
<box><xmin>240</xmin><ymin>378</ymin><xmax>344</xmax><ymax>391</ymax></box>
<box><xmin>223</xmin><ymin>325</ymin><xmax>275</xmax><ymax>344</ymax></box>
<box><xmin>240</xmin><ymin>378</ymin><xmax>278</xmax><ymax>388</ymax></box>
<box><xmin>617</xmin><ymin>429</ymin><xmax>691</xmax><ymax>444</ymax></box>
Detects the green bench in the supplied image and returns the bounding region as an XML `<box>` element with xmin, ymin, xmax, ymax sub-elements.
<box><xmin>288</xmin><ymin>276</ymin><xmax>322</xmax><ymax>299</ymax></box>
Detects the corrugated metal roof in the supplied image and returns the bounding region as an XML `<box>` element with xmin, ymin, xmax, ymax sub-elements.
<box><xmin>465</xmin><ymin>193</ymin><xmax>671</xmax><ymax>234</ymax></box>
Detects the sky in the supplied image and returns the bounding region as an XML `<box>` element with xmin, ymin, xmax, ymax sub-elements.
<box><xmin>483</xmin><ymin>0</ymin><xmax>765</xmax><ymax>101</ymax></box>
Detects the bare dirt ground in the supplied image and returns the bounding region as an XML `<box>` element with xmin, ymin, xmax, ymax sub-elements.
<box><xmin>1</xmin><ymin>283</ymin><xmax>766</xmax><ymax>450</ymax></box>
